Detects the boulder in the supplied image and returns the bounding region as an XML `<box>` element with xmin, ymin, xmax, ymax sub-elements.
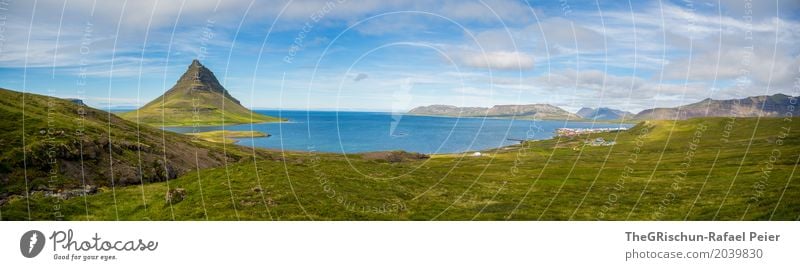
<box><xmin>165</xmin><ymin>188</ymin><xmax>187</xmax><ymax>204</ymax></box>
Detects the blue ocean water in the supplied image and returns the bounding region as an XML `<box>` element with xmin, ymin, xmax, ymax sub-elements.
<box><xmin>164</xmin><ymin>110</ymin><xmax>632</xmax><ymax>154</ymax></box>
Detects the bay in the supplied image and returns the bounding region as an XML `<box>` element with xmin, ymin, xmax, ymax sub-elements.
<box><xmin>164</xmin><ymin>110</ymin><xmax>633</xmax><ymax>154</ymax></box>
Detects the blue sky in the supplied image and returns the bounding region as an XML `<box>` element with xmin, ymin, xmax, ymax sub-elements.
<box><xmin>1</xmin><ymin>0</ymin><xmax>798</xmax><ymax>113</ymax></box>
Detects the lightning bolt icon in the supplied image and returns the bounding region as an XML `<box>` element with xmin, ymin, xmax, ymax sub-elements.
<box><xmin>29</xmin><ymin>233</ymin><xmax>38</xmax><ymax>253</ymax></box>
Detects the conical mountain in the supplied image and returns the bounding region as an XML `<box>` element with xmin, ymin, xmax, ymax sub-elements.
<box><xmin>120</xmin><ymin>59</ymin><xmax>281</xmax><ymax>126</ymax></box>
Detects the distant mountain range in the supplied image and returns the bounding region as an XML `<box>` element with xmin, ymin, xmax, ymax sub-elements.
<box><xmin>633</xmin><ymin>94</ymin><xmax>796</xmax><ymax>120</ymax></box>
<box><xmin>409</xmin><ymin>94</ymin><xmax>796</xmax><ymax>121</ymax></box>
<box><xmin>576</xmin><ymin>107</ymin><xmax>634</xmax><ymax>121</ymax></box>
<box><xmin>407</xmin><ymin>104</ymin><xmax>580</xmax><ymax>120</ymax></box>
<box><xmin>119</xmin><ymin>59</ymin><xmax>282</xmax><ymax>127</ymax></box>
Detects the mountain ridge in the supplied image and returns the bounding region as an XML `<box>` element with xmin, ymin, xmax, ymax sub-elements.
<box><xmin>634</xmin><ymin>93</ymin><xmax>796</xmax><ymax>120</ymax></box>
<box><xmin>407</xmin><ymin>104</ymin><xmax>581</xmax><ymax>120</ymax></box>
<box><xmin>409</xmin><ymin>93</ymin><xmax>795</xmax><ymax>121</ymax></box>
<box><xmin>576</xmin><ymin>107</ymin><xmax>634</xmax><ymax>120</ymax></box>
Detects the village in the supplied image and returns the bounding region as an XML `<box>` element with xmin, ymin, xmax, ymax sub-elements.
<box><xmin>555</xmin><ymin>127</ymin><xmax>628</xmax><ymax>137</ymax></box>
<box><xmin>555</xmin><ymin>127</ymin><xmax>628</xmax><ymax>148</ymax></box>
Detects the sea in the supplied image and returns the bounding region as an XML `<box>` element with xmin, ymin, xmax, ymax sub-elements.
<box><xmin>161</xmin><ymin>110</ymin><xmax>633</xmax><ymax>154</ymax></box>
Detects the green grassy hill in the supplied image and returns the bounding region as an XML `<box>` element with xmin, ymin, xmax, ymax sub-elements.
<box><xmin>188</xmin><ymin>130</ymin><xmax>269</xmax><ymax>144</ymax></box>
<box><xmin>119</xmin><ymin>60</ymin><xmax>282</xmax><ymax>127</ymax></box>
<box><xmin>3</xmin><ymin>114</ymin><xmax>798</xmax><ymax>220</ymax></box>
<box><xmin>0</xmin><ymin>88</ymin><xmax>274</xmax><ymax>209</ymax></box>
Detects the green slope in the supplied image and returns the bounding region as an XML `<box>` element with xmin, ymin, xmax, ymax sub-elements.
<box><xmin>0</xmin><ymin>87</ymin><xmax>272</xmax><ymax>206</ymax></box>
<box><xmin>3</xmin><ymin>116</ymin><xmax>798</xmax><ymax>220</ymax></box>
<box><xmin>119</xmin><ymin>60</ymin><xmax>282</xmax><ymax>127</ymax></box>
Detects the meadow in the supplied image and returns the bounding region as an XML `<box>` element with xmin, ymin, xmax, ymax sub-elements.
<box><xmin>3</xmin><ymin>116</ymin><xmax>798</xmax><ymax>220</ymax></box>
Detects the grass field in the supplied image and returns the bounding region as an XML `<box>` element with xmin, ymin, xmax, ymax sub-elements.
<box><xmin>188</xmin><ymin>130</ymin><xmax>269</xmax><ymax>144</ymax></box>
<box><xmin>2</xmin><ymin>116</ymin><xmax>798</xmax><ymax>221</ymax></box>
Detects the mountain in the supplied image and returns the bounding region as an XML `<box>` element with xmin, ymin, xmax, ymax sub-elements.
<box><xmin>119</xmin><ymin>60</ymin><xmax>282</xmax><ymax>126</ymax></box>
<box><xmin>0</xmin><ymin>87</ymin><xmax>266</xmax><ymax>200</ymax></box>
<box><xmin>576</xmin><ymin>107</ymin><xmax>634</xmax><ymax>120</ymax></box>
<box><xmin>634</xmin><ymin>94</ymin><xmax>796</xmax><ymax>120</ymax></box>
<box><xmin>408</xmin><ymin>104</ymin><xmax>581</xmax><ymax>120</ymax></box>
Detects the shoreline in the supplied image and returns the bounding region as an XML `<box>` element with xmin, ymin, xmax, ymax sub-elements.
<box><xmin>159</xmin><ymin>113</ymin><xmax>636</xmax><ymax>155</ymax></box>
<box><xmin>403</xmin><ymin>113</ymin><xmax>637</xmax><ymax>124</ymax></box>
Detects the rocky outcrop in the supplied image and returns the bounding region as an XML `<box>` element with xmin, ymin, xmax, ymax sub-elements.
<box><xmin>165</xmin><ymin>188</ymin><xmax>187</xmax><ymax>204</ymax></box>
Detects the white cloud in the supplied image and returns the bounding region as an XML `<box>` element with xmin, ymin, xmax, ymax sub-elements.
<box><xmin>3</xmin><ymin>0</ymin><xmax>799</xmax><ymax>112</ymax></box>
<box><xmin>460</xmin><ymin>51</ymin><xmax>534</xmax><ymax>70</ymax></box>
<box><xmin>533</xmin><ymin>17</ymin><xmax>607</xmax><ymax>52</ymax></box>
<box><xmin>1</xmin><ymin>0</ymin><xmax>541</xmax><ymax>70</ymax></box>
<box><xmin>702</xmin><ymin>0</ymin><xmax>800</xmax><ymax>19</ymax></box>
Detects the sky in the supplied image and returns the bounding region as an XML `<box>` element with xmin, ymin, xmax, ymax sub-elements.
<box><xmin>0</xmin><ymin>0</ymin><xmax>798</xmax><ymax>113</ymax></box>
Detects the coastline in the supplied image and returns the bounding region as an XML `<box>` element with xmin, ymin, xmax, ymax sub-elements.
<box><xmin>160</xmin><ymin>113</ymin><xmax>633</xmax><ymax>155</ymax></box>
<box><xmin>404</xmin><ymin>112</ymin><xmax>636</xmax><ymax>124</ymax></box>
